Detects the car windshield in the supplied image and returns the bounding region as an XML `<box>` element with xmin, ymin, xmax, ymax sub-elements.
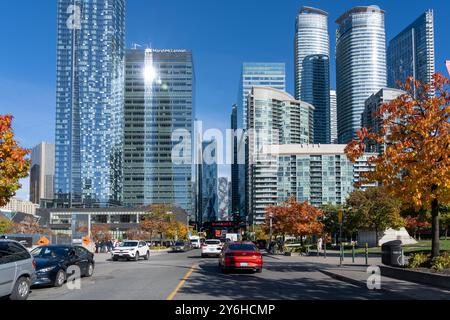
<box><xmin>206</xmin><ymin>240</ymin><xmax>220</xmax><ymax>245</ymax></box>
<box><xmin>175</xmin><ymin>242</ymin><xmax>185</xmax><ymax>246</ymax></box>
<box><xmin>228</xmin><ymin>244</ymin><xmax>257</xmax><ymax>251</ymax></box>
<box><xmin>31</xmin><ymin>246</ymin><xmax>70</xmax><ymax>258</ymax></box>
<box><xmin>121</xmin><ymin>241</ymin><xmax>138</xmax><ymax>247</ymax></box>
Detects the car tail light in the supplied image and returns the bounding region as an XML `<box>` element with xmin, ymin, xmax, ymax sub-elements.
<box><xmin>32</xmin><ymin>258</ymin><xmax>36</xmax><ymax>270</ymax></box>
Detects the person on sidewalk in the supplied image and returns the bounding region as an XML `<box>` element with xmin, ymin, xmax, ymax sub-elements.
<box><xmin>317</xmin><ymin>237</ymin><xmax>323</xmax><ymax>255</ymax></box>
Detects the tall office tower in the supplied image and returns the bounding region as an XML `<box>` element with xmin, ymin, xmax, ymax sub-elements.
<box><xmin>295</xmin><ymin>6</ymin><xmax>331</xmax><ymax>144</ymax></box>
<box><xmin>201</xmin><ymin>139</ymin><xmax>218</xmax><ymax>223</ymax></box>
<box><xmin>30</xmin><ymin>142</ymin><xmax>55</xmax><ymax>205</ymax></box>
<box><xmin>388</xmin><ymin>10</ymin><xmax>435</xmax><ymax>93</ymax></box>
<box><xmin>336</xmin><ymin>6</ymin><xmax>387</xmax><ymax>144</ymax></box>
<box><xmin>230</xmin><ymin>105</ymin><xmax>239</xmax><ymax>219</ymax></box>
<box><xmin>361</xmin><ymin>88</ymin><xmax>405</xmax><ymax>153</ymax></box>
<box><xmin>330</xmin><ymin>90</ymin><xmax>338</xmax><ymax>144</ymax></box>
<box><xmin>238</xmin><ymin>63</ymin><xmax>286</xmax><ymax>130</ymax></box>
<box><xmin>446</xmin><ymin>60</ymin><xmax>450</xmax><ymax>76</ymax></box>
<box><xmin>54</xmin><ymin>0</ymin><xmax>125</xmax><ymax>207</ymax></box>
<box><xmin>246</xmin><ymin>87</ymin><xmax>314</xmax><ymax>224</ymax></box>
<box><xmin>123</xmin><ymin>48</ymin><xmax>195</xmax><ymax>214</ymax></box>
<box><xmin>217</xmin><ymin>177</ymin><xmax>231</xmax><ymax>221</ymax></box>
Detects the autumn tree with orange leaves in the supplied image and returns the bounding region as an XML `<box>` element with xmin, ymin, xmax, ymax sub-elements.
<box><xmin>265</xmin><ymin>197</ymin><xmax>324</xmax><ymax>244</ymax></box>
<box><xmin>0</xmin><ymin>115</ymin><xmax>30</xmax><ymax>207</ymax></box>
<box><xmin>345</xmin><ymin>74</ymin><xmax>450</xmax><ymax>258</ymax></box>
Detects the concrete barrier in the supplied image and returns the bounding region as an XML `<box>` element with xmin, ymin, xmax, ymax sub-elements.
<box><xmin>380</xmin><ymin>265</ymin><xmax>450</xmax><ymax>290</ymax></box>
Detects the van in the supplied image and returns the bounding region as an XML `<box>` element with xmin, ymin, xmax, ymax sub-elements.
<box><xmin>0</xmin><ymin>239</ymin><xmax>36</xmax><ymax>300</ymax></box>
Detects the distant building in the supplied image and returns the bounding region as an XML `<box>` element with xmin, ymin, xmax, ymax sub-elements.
<box><xmin>30</xmin><ymin>142</ymin><xmax>55</xmax><ymax>205</ymax></box>
<box><xmin>295</xmin><ymin>6</ymin><xmax>331</xmax><ymax>144</ymax></box>
<box><xmin>388</xmin><ymin>10</ymin><xmax>435</xmax><ymax>94</ymax></box>
<box><xmin>246</xmin><ymin>87</ymin><xmax>314</xmax><ymax>224</ymax></box>
<box><xmin>362</xmin><ymin>88</ymin><xmax>405</xmax><ymax>153</ymax></box>
<box><xmin>218</xmin><ymin>177</ymin><xmax>231</xmax><ymax>221</ymax></box>
<box><xmin>336</xmin><ymin>6</ymin><xmax>387</xmax><ymax>144</ymax></box>
<box><xmin>1</xmin><ymin>198</ymin><xmax>39</xmax><ymax>216</ymax></box>
<box><xmin>446</xmin><ymin>60</ymin><xmax>450</xmax><ymax>76</ymax></box>
<box><xmin>262</xmin><ymin>144</ymin><xmax>376</xmax><ymax>207</ymax></box>
<box><xmin>201</xmin><ymin>139</ymin><xmax>218</xmax><ymax>223</ymax></box>
<box><xmin>238</xmin><ymin>63</ymin><xmax>286</xmax><ymax>130</ymax></box>
<box><xmin>330</xmin><ymin>90</ymin><xmax>337</xmax><ymax>144</ymax></box>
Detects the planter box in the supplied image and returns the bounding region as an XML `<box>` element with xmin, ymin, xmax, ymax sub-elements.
<box><xmin>380</xmin><ymin>265</ymin><xmax>450</xmax><ymax>290</ymax></box>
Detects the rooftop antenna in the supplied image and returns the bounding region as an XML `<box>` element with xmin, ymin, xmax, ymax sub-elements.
<box><xmin>132</xmin><ymin>43</ymin><xmax>142</xmax><ymax>50</ymax></box>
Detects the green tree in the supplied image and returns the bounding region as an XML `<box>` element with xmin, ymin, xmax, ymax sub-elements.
<box><xmin>0</xmin><ymin>216</ymin><xmax>14</xmax><ymax>234</ymax></box>
<box><xmin>346</xmin><ymin>187</ymin><xmax>404</xmax><ymax>246</ymax></box>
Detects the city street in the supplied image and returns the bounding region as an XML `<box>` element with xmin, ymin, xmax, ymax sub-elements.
<box><xmin>29</xmin><ymin>250</ymin><xmax>403</xmax><ymax>300</ymax></box>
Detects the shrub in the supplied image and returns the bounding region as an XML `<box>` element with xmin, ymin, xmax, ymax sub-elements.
<box><xmin>431</xmin><ymin>253</ymin><xmax>450</xmax><ymax>271</ymax></box>
<box><xmin>408</xmin><ymin>253</ymin><xmax>430</xmax><ymax>268</ymax></box>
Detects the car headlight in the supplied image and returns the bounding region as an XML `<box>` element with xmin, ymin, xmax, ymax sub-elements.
<box><xmin>38</xmin><ymin>266</ymin><xmax>57</xmax><ymax>273</ymax></box>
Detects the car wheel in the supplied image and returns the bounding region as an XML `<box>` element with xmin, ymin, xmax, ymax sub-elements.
<box><xmin>256</xmin><ymin>268</ymin><xmax>263</xmax><ymax>274</ymax></box>
<box><xmin>54</xmin><ymin>270</ymin><xmax>66</xmax><ymax>287</ymax></box>
<box><xmin>221</xmin><ymin>267</ymin><xmax>229</xmax><ymax>274</ymax></box>
<box><xmin>134</xmin><ymin>252</ymin><xmax>139</xmax><ymax>261</ymax></box>
<box><xmin>85</xmin><ymin>263</ymin><xmax>94</xmax><ymax>277</ymax></box>
<box><xmin>10</xmin><ymin>276</ymin><xmax>30</xmax><ymax>300</ymax></box>
<box><xmin>112</xmin><ymin>257</ymin><xmax>118</xmax><ymax>261</ymax></box>
<box><xmin>144</xmin><ymin>251</ymin><xmax>150</xmax><ymax>260</ymax></box>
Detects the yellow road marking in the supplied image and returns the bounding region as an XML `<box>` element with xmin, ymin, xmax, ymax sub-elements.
<box><xmin>166</xmin><ymin>264</ymin><xmax>197</xmax><ymax>300</ymax></box>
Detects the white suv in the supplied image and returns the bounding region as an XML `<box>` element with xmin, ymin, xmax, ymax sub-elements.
<box><xmin>112</xmin><ymin>241</ymin><xmax>150</xmax><ymax>261</ymax></box>
<box><xmin>201</xmin><ymin>239</ymin><xmax>222</xmax><ymax>258</ymax></box>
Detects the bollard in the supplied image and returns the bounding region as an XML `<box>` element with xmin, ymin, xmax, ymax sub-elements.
<box><xmin>365</xmin><ymin>242</ymin><xmax>369</xmax><ymax>266</ymax></box>
<box><xmin>352</xmin><ymin>243</ymin><xmax>355</xmax><ymax>263</ymax></box>
<box><xmin>324</xmin><ymin>244</ymin><xmax>327</xmax><ymax>259</ymax></box>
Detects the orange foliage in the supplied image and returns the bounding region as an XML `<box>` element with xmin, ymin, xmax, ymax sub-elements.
<box><xmin>0</xmin><ymin>115</ymin><xmax>30</xmax><ymax>207</ymax></box>
<box><xmin>265</xmin><ymin>197</ymin><xmax>324</xmax><ymax>238</ymax></box>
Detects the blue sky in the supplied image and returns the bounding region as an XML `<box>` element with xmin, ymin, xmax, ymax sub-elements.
<box><xmin>1</xmin><ymin>0</ymin><xmax>449</xmax><ymax>199</ymax></box>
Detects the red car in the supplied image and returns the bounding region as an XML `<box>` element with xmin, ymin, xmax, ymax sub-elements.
<box><xmin>219</xmin><ymin>242</ymin><xmax>263</xmax><ymax>274</ymax></box>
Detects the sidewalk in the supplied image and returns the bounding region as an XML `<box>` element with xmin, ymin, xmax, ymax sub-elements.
<box><xmin>266</xmin><ymin>252</ymin><xmax>450</xmax><ymax>300</ymax></box>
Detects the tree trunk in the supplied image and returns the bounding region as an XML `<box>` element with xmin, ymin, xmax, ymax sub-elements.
<box><xmin>431</xmin><ymin>199</ymin><xmax>440</xmax><ymax>258</ymax></box>
<box><xmin>375</xmin><ymin>227</ymin><xmax>379</xmax><ymax>247</ymax></box>
<box><xmin>445</xmin><ymin>228</ymin><xmax>448</xmax><ymax>241</ymax></box>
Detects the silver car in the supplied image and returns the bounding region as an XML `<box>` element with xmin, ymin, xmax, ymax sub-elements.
<box><xmin>0</xmin><ymin>239</ymin><xmax>36</xmax><ymax>300</ymax></box>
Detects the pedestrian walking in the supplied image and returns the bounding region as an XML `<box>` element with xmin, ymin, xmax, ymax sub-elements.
<box><xmin>317</xmin><ymin>237</ymin><xmax>323</xmax><ymax>255</ymax></box>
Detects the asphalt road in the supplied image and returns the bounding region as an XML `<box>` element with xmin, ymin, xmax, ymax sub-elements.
<box><xmin>29</xmin><ymin>250</ymin><xmax>402</xmax><ymax>300</ymax></box>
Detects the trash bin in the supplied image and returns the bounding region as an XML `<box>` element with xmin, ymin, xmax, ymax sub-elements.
<box><xmin>381</xmin><ymin>240</ymin><xmax>405</xmax><ymax>266</ymax></box>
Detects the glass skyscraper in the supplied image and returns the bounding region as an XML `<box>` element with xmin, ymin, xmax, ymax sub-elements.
<box><xmin>295</xmin><ymin>6</ymin><xmax>331</xmax><ymax>144</ymax></box>
<box><xmin>54</xmin><ymin>0</ymin><xmax>125</xmax><ymax>207</ymax></box>
<box><xmin>336</xmin><ymin>6</ymin><xmax>387</xmax><ymax>144</ymax></box>
<box><xmin>123</xmin><ymin>48</ymin><xmax>194</xmax><ymax>215</ymax></box>
<box><xmin>387</xmin><ymin>10</ymin><xmax>435</xmax><ymax>92</ymax></box>
<box><xmin>238</xmin><ymin>63</ymin><xmax>286</xmax><ymax>130</ymax></box>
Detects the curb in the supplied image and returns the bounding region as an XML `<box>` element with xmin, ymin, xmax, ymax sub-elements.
<box><xmin>318</xmin><ymin>268</ymin><xmax>409</xmax><ymax>299</ymax></box>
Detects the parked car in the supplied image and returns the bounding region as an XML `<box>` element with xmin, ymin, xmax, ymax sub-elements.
<box><xmin>219</xmin><ymin>242</ymin><xmax>263</xmax><ymax>274</ymax></box>
<box><xmin>0</xmin><ymin>239</ymin><xmax>36</xmax><ymax>300</ymax></box>
<box><xmin>31</xmin><ymin>245</ymin><xmax>94</xmax><ymax>287</ymax></box>
<box><xmin>171</xmin><ymin>241</ymin><xmax>191</xmax><ymax>252</ymax></box>
<box><xmin>111</xmin><ymin>240</ymin><xmax>150</xmax><ymax>261</ymax></box>
<box><xmin>201</xmin><ymin>239</ymin><xmax>222</xmax><ymax>258</ymax></box>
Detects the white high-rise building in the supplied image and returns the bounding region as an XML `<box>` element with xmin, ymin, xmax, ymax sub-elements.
<box><xmin>336</xmin><ymin>6</ymin><xmax>387</xmax><ymax>144</ymax></box>
<box><xmin>295</xmin><ymin>6</ymin><xmax>331</xmax><ymax>144</ymax></box>
<box><xmin>330</xmin><ymin>90</ymin><xmax>337</xmax><ymax>144</ymax></box>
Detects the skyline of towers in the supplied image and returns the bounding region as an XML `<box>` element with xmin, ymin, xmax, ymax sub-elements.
<box><xmin>54</xmin><ymin>0</ymin><xmax>126</xmax><ymax>207</ymax></box>
<box><xmin>295</xmin><ymin>6</ymin><xmax>331</xmax><ymax>144</ymax></box>
<box><xmin>336</xmin><ymin>6</ymin><xmax>387</xmax><ymax>144</ymax></box>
